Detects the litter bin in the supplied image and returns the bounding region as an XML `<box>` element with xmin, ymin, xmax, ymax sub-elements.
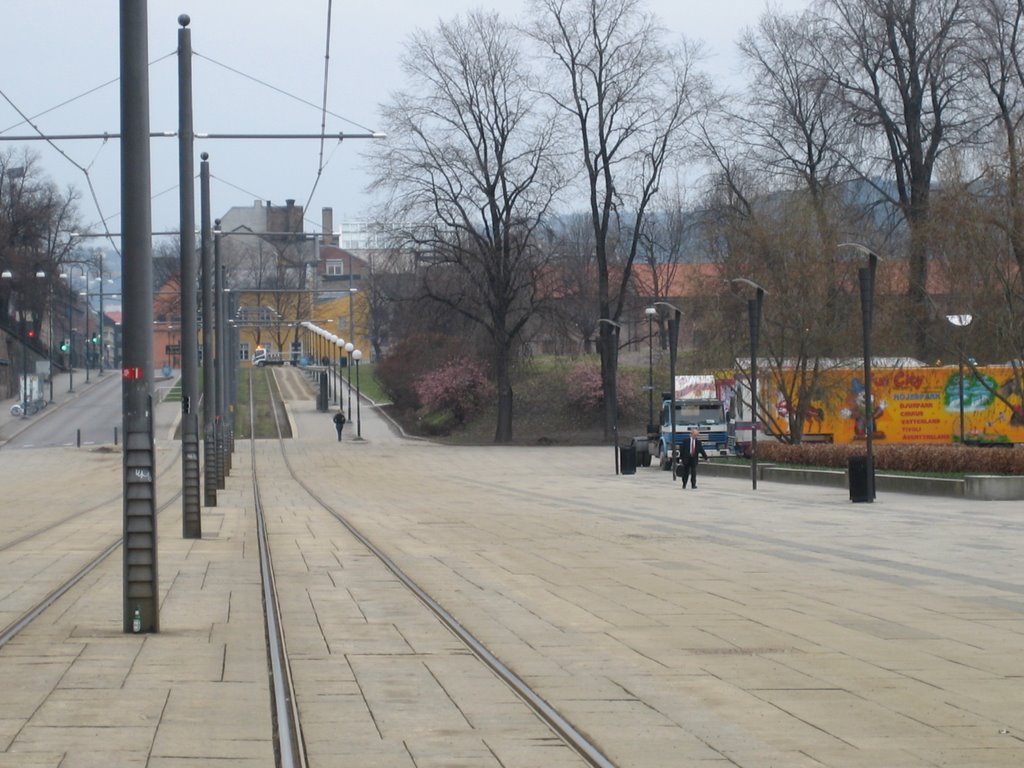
<box><xmin>619</xmin><ymin>444</ymin><xmax>637</xmax><ymax>475</ymax></box>
<box><xmin>316</xmin><ymin>370</ymin><xmax>329</xmax><ymax>412</ymax></box>
<box><xmin>848</xmin><ymin>455</ymin><xmax>874</xmax><ymax>502</ymax></box>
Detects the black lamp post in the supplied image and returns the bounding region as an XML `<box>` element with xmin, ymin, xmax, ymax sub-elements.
<box><xmin>730</xmin><ymin>279</ymin><xmax>767</xmax><ymax>490</ymax></box>
<box><xmin>840</xmin><ymin>242</ymin><xmax>881</xmax><ymax>502</ymax></box>
<box><xmin>644</xmin><ymin>306</ymin><xmax>656</xmax><ymax>432</ymax></box>
<box><xmin>353</xmin><ymin>348</ymin><xmax>363</xmax><ymax>439</ymax></box>
<box><xmin>654</xmin><ymin>302</ymin><xmax>681</xmax><ymax>479</ymax></box>
<box><xmin>2</xmin><ymin>268</ymin><xmax>46</xmax><ymax>416</ymax></box>
<box><xmin>946</xmin><ymin>313</ymin><xmax>973</xmax><ymax>444</ymax></box>
<box><xmin>597</xmin><ymin>318</ymin><xmax>623</xmax><ymax>474</ymax></box>
<box><xmin>345</xmin><ymin>341</ymin><xmax>355</xmax><ymax>420</ymax></box>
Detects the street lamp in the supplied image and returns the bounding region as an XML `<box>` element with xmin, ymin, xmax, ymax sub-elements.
<box><xmin>653</xmin><ymin>302</ymin><xmax>682</xmax><ymax>479</ymax></box>
<box><xmin>334</xmin><ymin>336</ymin><xmax>346</xmax><ymax>407</ymax></box>
<box><xmin>1</xmin><ymin>269</ymin><xmax>44</xmax><ymax>417</ymax></box>
<box><xmin>353</xmin><ymin>348</ymin><xmax>363</xmax><ymax>439</ymax></box>
<box><xmin>79</xmin><ymin>287</ymin><xmax>91</xmax><ymax>383</ymax></box>
<box><xmin>644</xmin><ymin>306</ymin><xmax>657</xmax><ymax>432</ymax></box>
<box><xmin>597</xmin><ymin>318</ymin><xmax>623</xmax><ymax>474</ymax></box>
<box><xmin>327</xmin><ymin>333</ymin><xmax>339</xmax><ymax>404</ymax></box>
<box><xmin>344</xmin><ymin>341</ymin><xmax>354</xmax><ymax>420</ymax></box>
<box><xmin>729</xmin><ymin>278</ymin><xmax>767</xmax><ymax>491</ymax></box>
<box><xmin>61</xmin><ymin>263</ymin><xmax>99</xmax><ymax>383</ymax></box>
<box><xmin>839</xmin><ymin>242</ymin><xmax>881</xmax><ymax>502</ymax></box>
<box><xmin>946</xmin><ymin>313</ymin><xmax>973</xmax><ymax>444</ymax></box>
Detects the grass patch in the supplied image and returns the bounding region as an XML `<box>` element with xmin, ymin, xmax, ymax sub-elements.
<box><xmin>340</xmin><ymin>362</ymin><xmax>387</xmax><ymax>403</ymax></box>
<box><xmin>235</xmin><ymin>368</ymin><xmax>284</xmax><ymax>439</ymax></box>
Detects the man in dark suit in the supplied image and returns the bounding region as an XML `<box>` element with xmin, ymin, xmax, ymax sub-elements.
<box><xmin>678</xmin><ymin>428</ymin><xmax>708</xmax><ymax>489</ymax></box>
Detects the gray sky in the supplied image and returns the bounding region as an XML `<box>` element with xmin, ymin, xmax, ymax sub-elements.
<box><xmin>0</xmin><ymin>0</ymin><xmax>807</xmax><ymax>243</ymax></box>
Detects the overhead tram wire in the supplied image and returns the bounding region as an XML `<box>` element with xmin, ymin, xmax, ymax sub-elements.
<box><xmin>303</xmin><ymin>0</ymin><xmax>335</xmax><ymax>216</ymax></box>
<box><xmin>0</xmin><ymin>51</ymin><xmax>177</xmax><ymax>252</ymax></box>
<box><xmin>3</xmin><ymin>48</ymin><xmax>382</xmax><ymax>248</ymax></box>
<box><xmin>0</xmin><ymin>86</ymin><xmax>120</xmax><ymax>253</ymax></box>
<box><xmin>193</xmin><ymin>51</ymin><xmax>377</xmax><ymax>133</ymax></box>
<box><xmin>0</xmin><ymin>52</ymin><xmax>176</xmax><ymax>135</ymax></box>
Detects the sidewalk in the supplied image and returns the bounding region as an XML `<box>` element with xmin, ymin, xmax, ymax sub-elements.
<box><xmin>0</xmin><ymin>367</ymin><xmax>104</xmax><ymax>446</ymax></box>
<box><xmin>2</xmin><ymin>369</ymin><xmax>1023</xmax><ymax>766</ymax></box>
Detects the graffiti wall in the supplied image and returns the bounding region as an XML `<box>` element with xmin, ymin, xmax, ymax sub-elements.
<box><xmin>765</xmin><ymin>366</ymin><xmax>1024</xmax><ymax>445</ymax></box>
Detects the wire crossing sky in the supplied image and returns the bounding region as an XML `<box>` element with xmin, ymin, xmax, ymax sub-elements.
<box><xmin>0</xmin><ymin>0</ymin><xmax>807</xmax><ymax>241</ymax></box>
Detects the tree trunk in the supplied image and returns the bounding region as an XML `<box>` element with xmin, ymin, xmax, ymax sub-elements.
<box><xmin>494</xmin><ymin>345</ymin><xmax>513</xmax><ymax>443</ymax></box>
<box><xmin>599</xmin><ymin>323</ymin><xmax>618</xmax><ymax>442</ymax></box>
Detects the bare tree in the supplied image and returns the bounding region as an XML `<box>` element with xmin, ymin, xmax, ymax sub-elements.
<box><xmin>697</xmin><ymin>6</ymin><xmax>868</xmax><ymax>442</ymax></box>
<box><xmin>811</xmin><ymin>0</ymin><xmax>978</xmax><ymax>357</ymax></box>
<box><xmin>526</xmin><ymin>0</ymin><xmax>710</xmax><ymax>439</ymax></box>
<box><xmin>630</xmin><ymin>183</ymin><xmax>690</xmax><ymax>349</ymax></box>
<box><xmin>0</xmin><ymin>149</ymin><xmax>80</xmax><ymax>397</ymax></box>
<box><xmin>937</xmin><ymin>0</ymin><xmax>1024</xmax><ymax>416</ymax></box>
<box><xmin>544</xmin><ymin>212</ymin><xmax>602</xmax><ymax>353</ymax></box>
<box><xmin>370</xmin><ymin>10</ymin><xmax>563</xmax><ymax>442</ymax></box>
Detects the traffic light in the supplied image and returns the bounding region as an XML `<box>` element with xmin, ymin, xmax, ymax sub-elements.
<box><xmin>27</xmin><ymin>328</ymin><xmax>37</xmax><ymax>340</ymax></box>
<box><xmin>60</xmin><ymin>339</ymin><xmax>70</xmax><ymax>352</ymax></box>
<box><xmin>91</xmin><ymin>333</ymin><xmax>100</xmax><ymax>344</ymax></box>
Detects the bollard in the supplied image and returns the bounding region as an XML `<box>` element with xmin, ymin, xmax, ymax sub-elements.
<box><xmin>114</xmin><ymin>426</ymin><xmax>119</xmax><ymax>446</ymax></box>
<box><xmin>76</xmin><ymin>428</ymin><xmax>81</xmax><ymax>448</ymax></box>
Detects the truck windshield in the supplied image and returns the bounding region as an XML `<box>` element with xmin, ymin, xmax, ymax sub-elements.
<box><xmin>673</xmin><ymin>402</ymin><xmax>725</xmax><ymax>424</ymax></box>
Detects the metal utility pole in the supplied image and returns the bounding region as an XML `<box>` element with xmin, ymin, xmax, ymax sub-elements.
<box><xmin>120</xmin><ymin>0</ymin><xmax>159</xmax><ymax>633</ymax></box>
<box><xmin>200</xmin><ymin>153</ymin><xmax>217</xmax><ymax>507</ymax></box>
<box><xmin>214</xmin><ymin>223</ymin><xmax>226</xmax><ymax>489</ymax></box>
<box><xmin>96</xmin><ymin>249</ymin><xmax>105</xmax><ymax>375</ymax></box>
<box><xmin>178</xmin><ymin>14</ymin><xmax>201</xmax><ymax>537</ymax></box>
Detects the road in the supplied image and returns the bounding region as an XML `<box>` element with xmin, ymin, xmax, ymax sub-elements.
<box><xmin>5</xmin><ymin>373</ymin><xmax>137</xmax><ymax>450</ymax></box>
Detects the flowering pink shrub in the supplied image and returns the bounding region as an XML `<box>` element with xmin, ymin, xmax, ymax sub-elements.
<box><xmin>566</xmin><ymin>362</ymin><xmax>605</xmax><ymax>411</ymax></box>
<box><xmin>415</xmin><ymin>357</ymin><xmax>494</xmax><ymax>425</ymax></box>
<box><xmin>565</xmin><ymin>361</ymin><xmax>640</xmax><ymax>415</ymax></box>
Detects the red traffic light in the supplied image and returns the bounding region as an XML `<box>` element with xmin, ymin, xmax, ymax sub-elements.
<box><xmin>27</xmin><ymin>329</ymin><xmax>37</xmax><ymax>339</ymax></box>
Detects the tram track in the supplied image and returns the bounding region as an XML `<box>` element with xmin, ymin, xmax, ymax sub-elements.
<box><xmin>0</xmin><ymin>445</ymin><xmax>181</xmax><ymax>553</ymax></box>
<box><xmin>0</xmin><ymin>483</ymin><xmax>183</xmax><ymax>649</ymax></box>
<box><xmin>249</xmin><ymin>368</ymin><xmax>616</xmax><ymax>767</ymax></box>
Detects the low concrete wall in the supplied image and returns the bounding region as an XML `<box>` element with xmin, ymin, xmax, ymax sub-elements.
<box><xmin>964</xmin><ymin>474</ymin><xmax>1024</xmax><ymax>501</ymax></box>
<box><xmin>701</xmin><ymin>462</ymin><xmax>1024</xmax><ymax>501</ymax></box>
<box><xmin>762</xmin><ymin>466</ymin><xmax>847</xmax><ymax>488</ymax></box>
<box><xmin>876</xmin><ymin>474</ymin><xmax>964</xmax><ymax>498</ymax></box>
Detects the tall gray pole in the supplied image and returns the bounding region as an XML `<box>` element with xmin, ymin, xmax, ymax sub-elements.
<box><xmin>214</xmin><ymin>224</ymin><xmax>226</xmax><ymax>488</ymax></box>
<box><xmin>97</xmin><ymin>250</ymin><xmax>105</xmax><ymax>375</ymax></box>
<box><xmin>178</xmin><ymin>14</ymin><xmax>201</xmax><ymax>537</ymax></box>
<box><xmin>120</xmin><ymin>0</ymin><xmax>159</xmax><ymax>633</ymax></box>
<box><xmin>201</xmin><ymin>153</ymin><xmax>217</xmax><ymax>507</ymax></box>
<box><xmin>859</xmin><ymin>261</ymin><xmax>877</xmax><ymax>501</ymax></box>
<box><xmin>668</xmin><ymin>311</ymin><xmax>680</xmax><ymax>479</ymax></box>
<box><xmin>748</xmin><ymin>290</ymin><xmax>763</xmax><ymax>490</ymax></box>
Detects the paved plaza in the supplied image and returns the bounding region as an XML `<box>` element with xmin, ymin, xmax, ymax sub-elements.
<box><xmin>0</xmin><ymin>367</ymin><xmax>1022</xmax><ymax>766</ymax></box>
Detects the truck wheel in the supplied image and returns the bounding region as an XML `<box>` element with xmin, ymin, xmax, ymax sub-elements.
<box><xmin>659</xmin><ymin>452</ymin><xmax>671</xmax><ymax>470</ymax></box>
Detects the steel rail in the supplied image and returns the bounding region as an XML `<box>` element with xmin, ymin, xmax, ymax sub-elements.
<box><xmin>0</xmin><ymin>446</ymin><xmax>182</xmax><ymax>553</ymax></box>
<box><xmin>249</xmin><ymin>368</ymin><xmax>308</xmax><ymax>768</ymax></box>
<box><xmin>261</xmin><ymin>371</ymin><xmax>616</xmax><ymax>768</ymax></box>
<box><xmin>0</xmin><ymin>486</ymin><xmax>182</xmax><ymax>649</ymax></box>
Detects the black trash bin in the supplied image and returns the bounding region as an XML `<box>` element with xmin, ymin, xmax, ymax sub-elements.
<box><xmin>848</xmin><ymin>455</ymin><xmax>875</xmax><ymax>502</ymax></box>
<box><xmin>619</xmin><ymin>444</ymin><xmax>637</xmax><ymax>475</ymax></box>
<box><xmin>316</xmin><ymin>370</ymin><xmax>329</xmax><ymax>412</ymax></box>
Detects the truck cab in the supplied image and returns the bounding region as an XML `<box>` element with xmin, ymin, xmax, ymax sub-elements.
<box><xmin>252</xmin><ymin>347</ymin><xmax>286</xmax><ymax>367</ymax></box>
<box><xmin>656</xmin><ymin>397</ymin><xmax>730</xmax><ymax>469</ymax></box>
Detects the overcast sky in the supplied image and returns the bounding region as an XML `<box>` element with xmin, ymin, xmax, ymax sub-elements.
<box><xmin>0</xmin><ymin>0</ymin><xmax>809</xmax><ymax>244</ymax></box>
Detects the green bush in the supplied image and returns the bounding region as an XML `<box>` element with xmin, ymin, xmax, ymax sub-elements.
<box><xmin>375</xmin><ymin>333</ymin><xmax>468</xmax><ymax>410</ymax></box>
<box><xmin>757</xmin><ymin>441</ymin><xmax>1024</xmax><ymax>475</ymax></box>
<box><xmin>418</xmin><ymin>409</ymin><xmax>458</xmax><ymax>436</ymax></box>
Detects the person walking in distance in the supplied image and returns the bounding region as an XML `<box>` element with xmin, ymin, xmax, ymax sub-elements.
<box><xmin>679</xmin><ymin>428</ymin><xmax>708</xmax><ymax>489</ymax></box>
<box><xmin>333</xmin><ymin>409</ymin><xmax>346</xmax><ymax>441</ymax></box>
